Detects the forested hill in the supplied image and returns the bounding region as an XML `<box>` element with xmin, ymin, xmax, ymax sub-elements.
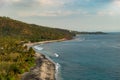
<box><xmin>0</xmin><ymin>16</ymin><xmax>75</xmax><ymax>42</ymax></box>
<box><xmin>0</xmin><ymin>16</ymin><xmax>75</xmax><ymax>80</ymax></box>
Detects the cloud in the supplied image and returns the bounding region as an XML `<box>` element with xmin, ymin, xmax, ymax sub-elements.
<box><xmin>0</xmin><ymin>0</ymin><xmax>81</xmax><ymax>17</ymax></box>
<box><xmin>37</xmin><ymin>0</ymin><xmax>74</xmax><ymax>7</ymax></box>
<box><xmin>14</xmin><ymin>0</ymin><xmax>84</xmax><ymax>17</ymax></box>
<box><xmin>10</xmin><ymin>0</ymin><xmax>21</xmax><ymax>2</ymax></box>
<box><xmin>97</xmin><ymin>11</ymin><xmax>115</xmax><ymax>16</ymax></box>
<box><xmin>113</xmin><ymin>0</ymin><xmax>120</xmax><ymax>7</ymax></box>
<box><xmin>0</xmin><ymin>0</ymin><xmax>21</xmax><ymax>7</ymax></box>
<box><xmin>18</xmin><ymin>10</ymin><xmax>82</xmax><ymax>17</ymax></box>
<box><xmin>38</xmin><ymin>0</ymin><xmax>63</xmax><ymax>7</ymax></box>
<box><xmin>0</xmin><ymin>0</ymin><xmax>21</xmax><ymax>4</ymax></box>
<box><xmin>1</xmin><ymin>0</ymin><xmax>118</xmax><ymax>17</ymax></box>
<box><xmin>97</xmin><ymin>0</ymin><xmax>120</xmax><ymax>16</ymax></box>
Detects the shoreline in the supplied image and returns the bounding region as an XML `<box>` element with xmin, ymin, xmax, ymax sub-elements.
<box><xmin>22</xmin><ymin>38</ymin><xmax>68</xmax><ymax>80</ymax></box>
<box><xmin>24</xmin><ymin>38</ymin><xmax>67</xmax><ymax>48</ymax></box>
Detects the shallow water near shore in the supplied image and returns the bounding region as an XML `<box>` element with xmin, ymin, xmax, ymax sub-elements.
<box><xmin>34</xmin><ymin>33</ymin><xmax>120</xmax><ymax>80</ymax></box>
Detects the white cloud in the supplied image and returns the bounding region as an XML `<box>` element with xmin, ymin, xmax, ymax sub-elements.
<box><xmin>18</xmin><ymin>10</ymin><xmax>85</xmax><ymax>17</ymax></box>
<box><xmin>0</xmin><ymin>0</ymin><xmax>21</xmax><ymax>3</ymax></box>
<box><xmin>38</xmin><ymin>0</ymin><xmax>63</xmax><ymax>7</ymax></box>
<box><xmin>18</xmin><ymin>10</ymin><xmax>81</xmax><ymax>17</ymax></box>
<box><xmin>11</xmin><ymin>0</ymin><xmax>21</xmax><ymax>2</ymax></box>
<box><xmin>97</xmin><ymin>0</ymin><xmax>120</xmax><ymax>16</ymax></box>
<box><xmin>37</xmin><ymin>0</ymin><xmax>74</xmax><ymax>7</ymax></box>
<box><xmin>0</xmin><ymin>0</ymin><xmax>82</xmax><ymax>17</ymax></box>
<box><xmin>97</xmin><ymin>11</ymin><xmax>115</xmax><ymax>16</ymax></box>
<box><xmin>0</xmin><ymin>0</ymin><xmax>21</xmax><ymax>6</ymax></box>
<box><xmin>113</xmin><ymin>0</ymin><xmax>120</xmax><ymax>7</ymax></box>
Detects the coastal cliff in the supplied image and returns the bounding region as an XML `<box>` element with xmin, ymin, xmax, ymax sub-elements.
<box><xmin>22</xmin><ymin>53</ymin><xmax>55</xmax><ymax>80</ymax></box>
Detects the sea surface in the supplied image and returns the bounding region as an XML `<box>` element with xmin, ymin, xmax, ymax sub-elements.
<box><xmin>34</xmin><ymin>33</ymin><xmax>120</xmax><ymax>80</ymax></box>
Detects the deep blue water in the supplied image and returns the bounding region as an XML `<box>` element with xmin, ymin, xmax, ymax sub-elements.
<box><xmin>35</xmin><ymin>33</ymin><xmax>120</xmax><ymax>80</ymax></box>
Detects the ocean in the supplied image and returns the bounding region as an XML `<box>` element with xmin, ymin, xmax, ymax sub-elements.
<box><xmin>34</xmin><ymin>33</ymin><xmax>120</xmax><ymax>80</ymax></box>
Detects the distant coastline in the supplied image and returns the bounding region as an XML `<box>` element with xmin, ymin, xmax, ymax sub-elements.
<box><xmin>72</xmin><ymin>31</ymin><xmax>107</xmax><ymax>35</ymax></box>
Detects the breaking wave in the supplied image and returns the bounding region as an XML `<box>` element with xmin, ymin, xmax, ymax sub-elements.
<box><xmin>33</xmin><ymin>46</ymin><xmax>43</xmax><ymax>51</ymax></box>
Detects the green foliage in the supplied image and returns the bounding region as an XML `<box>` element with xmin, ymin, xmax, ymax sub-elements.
<box><xmin>0</xmin><ymin>16</ymin><xmax>75</xmax><ymax>41</ymax></box>
<box><xmin>0</xmin><ymin>38</ymin><xmax>35</xmax><ymax>80</ymax></box>
<box><xmin>0</xmin><ymin>16</ymin><xmax>75</xmax><ymax>80</ymax></box>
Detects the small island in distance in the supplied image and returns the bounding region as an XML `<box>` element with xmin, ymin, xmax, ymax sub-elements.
<box><xmin>72</xmin><ymin>31</ymin><xmax>107</xmax><ymax>35</ymax></box>
<box><xmin>0</xmin><ymin>16</ymin><xmax>107</xmax><ymax>80</ymax></box>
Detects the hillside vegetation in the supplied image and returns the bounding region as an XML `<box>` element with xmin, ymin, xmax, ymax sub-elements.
<box><xmin>0</xmin><ymin>16</ymin><xmax>75</xmax><ymax>80</ymax></box>
<box><xmin>0</xmin><ymin>17</ymin><xmax>75</xmax><ymax>41</ymax></box>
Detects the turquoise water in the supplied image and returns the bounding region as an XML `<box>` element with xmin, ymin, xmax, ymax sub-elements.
<box><xmin>35</xmin><ymin>33</ymin><xmax>120</xmax><ymax>80</ymax></box>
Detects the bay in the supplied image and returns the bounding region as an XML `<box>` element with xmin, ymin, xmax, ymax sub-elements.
<box><xmin>35</xmin><ymin>33</ymin><xmax>120</xmax><ymax>80</ymax></box>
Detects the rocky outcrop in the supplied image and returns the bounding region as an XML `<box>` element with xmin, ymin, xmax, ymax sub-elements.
<box><xmin>22</xmin><ymin>53</ymin><xmax>55</xmax><ymax>80</ymax></box>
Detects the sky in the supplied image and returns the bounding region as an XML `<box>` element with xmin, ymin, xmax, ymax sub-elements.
<box><xmin>0</xmin><ymin>0</ymin><xmax>120</xmax><ymax>32</ymax></box>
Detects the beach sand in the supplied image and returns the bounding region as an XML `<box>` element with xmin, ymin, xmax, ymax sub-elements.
<box><xmin>24</xmin><ymin>38</ymin><xmax>66</xmax><ymax>48</ymax></box>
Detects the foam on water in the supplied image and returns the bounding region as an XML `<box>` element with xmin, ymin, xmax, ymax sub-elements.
<box><xmin>33</xmin><ymin>46</ymin><xmax>43</xmax><ymax>51</ymax></box>
<box><xmin>43</xmin><ymin>54</ymin><xmax>62</xmax><ymax>80</ymax></box>
<box><xmin>54</xmin><ymin>53</ymin><xmax>59</xmax><ymax>57</ymax></box>
<box><xmin>55</xmin><ymin>63</ymin><xmax>63</xmax><ymax>80</ymax></box>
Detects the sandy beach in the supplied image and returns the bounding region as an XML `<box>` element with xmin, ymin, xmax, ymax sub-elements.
<box><xmin>24</xmin><ymin>38</ymin><xmax>66</xmax><ymax>48</ymax></box>
<box><xmin>22</xmin><ymin>38</ymin><xmax>67</xmax><ymax>80</ymax></box>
